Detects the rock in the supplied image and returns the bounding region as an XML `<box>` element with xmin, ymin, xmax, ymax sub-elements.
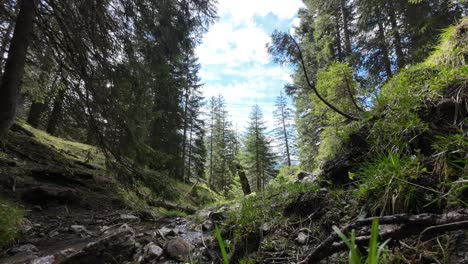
<box><xmin>158</xmin><ymin>226</ymin><xmax>176</xmax><ymax>237</ymax></box>
<box><xmin>260</xmin><ymin>222</ymin><xmax>270</xmax><ymax>234</ymax></box>
<box><xmin>10</xmin><ymin>244</ymin><xmax>39</xmax><ymax>254</ymax></box>
<box><xmin>138</xmin><ymin>209</ymin><xmax>157</xmax><ymax>221</ymax></box>
<box><xmin>48</xmin><ymin>230</ymin><xmax>60</xmax><ymax>238</ymax></box>
<box><xmin>120</xmin><ymin>214</ymin><xmax>139</xmax><ymax>221</ymax></box>
<box><xmin>201</xmin><ymin>220</ymin><xmax>213</xmax><ymax>231</ymax></box>
<box><xmin>296</xmin><ymin>232</ymin><xmax>308</xmax><ymax>245</ymax></box>
<box><xmin>70</xmin><ymin>225</ymin><xmax>88</xmax><ymax>234</ymax></box>
<box><xmin>295</xmin><ymin>232</ymin><xmax>309</xmax><ymax>245</ymax></box>
<box><xmin>62</xmin><ymin>224</ymin><xmax>136</xmax><ymax>263</ymax></box>
<box><xmin>31</xmin><ymin>255</ymin><xmax>55</xmax><ymax>264</ymax></box>
<box><xmin>20</xmin><ymin>218</ymin><xmax>33</xmax><ymax>234</ymax></box>
<box><xmin>165</xmin><ymin>237</ymin><xmax>190</xmax><ymax>262</ymax></box>
<box><xmin>143</xmin><ymin>242</ymin><xmax>163</xmax><ymax>261</ymax></box>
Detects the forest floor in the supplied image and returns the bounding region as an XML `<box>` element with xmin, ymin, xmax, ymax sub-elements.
<box><xmin>0</xmin><ymin>123</ymin><xmax>223</xmax><ymax>264</ymax></box>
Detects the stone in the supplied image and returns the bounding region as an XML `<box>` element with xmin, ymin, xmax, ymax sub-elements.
<box><xmin>158</xmin><ymin>226</ymin><xmax>176</xmax><ymax>237</ymax></box>
<box><xmin>201</xmin><ymin>220</ymin><xmax>213</xmax><ymax>231</ymax></box>
<box><xmin>120</xmin><ymin>214</ymin><xmax>139</xmax><ymax>220</ymax></box>
<box><xmin>165</xmin><ymin>237</ymin><xmax>190</xmax><ymax>262</ymax></box>
<box><xmin>31</xmin><ymin>255</ymin><xmax>55</xmax><ymax>264</ymax></box>
<box><xmin>48</xmin><ymin>230</ymin><xmax>60</xmax><ymax>238</ymax></box>
<box><xmin>20</xmin><ymin>218</ymin><xmax>33</xmax><ymax>234</ymax></box>
<box><xmin>70</xmin><ymin>225</ymin><xmax>88</xmax><ymax>234</ymax></box>
<box><xmin>63</xmin><ymin>224</ymin><xmax>136</xmax><ymax>263</ymax></box>
<box><xmin>138</xmin><ymin>209</ymin><xmax>157</xmax><ymax>221</ymax></box>
<box><xmin>10</xmin><ymin>244</ymin><xmax>39</xmax><ymax>254</ymax></box>
<box><xmin>143</xmin><ymin>242</ymin><xmax>163</xmax><ymax>260</ymax></box>
<box><xmin>296</xmin><ymin>232</ymin><xmax>308</xmax><ymax>245</ymax></box>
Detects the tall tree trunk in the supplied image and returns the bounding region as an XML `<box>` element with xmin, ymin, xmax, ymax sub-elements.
<box><xmin>0</xmin><ymin>0</ymin><xmax>38</xmax><ymax>140</ymax></box>
<box><xmin>46</xmin><ymin>89</ymin><xmax>65</xmax><ymax>135</ymax></box>
<box><xmin>27</xmin><ymin>101</ymin><xmax>45</xmax><ymax>128</ymax></box>
<box><xmin>187</xmin><ymin>122</ymin><xmax>193</xmax><ymax>182</ymax></box>
<box><xmin>377</xmin><ymin>20</ymin><xmax>393</xmax><ymax>79</ymax></box>
<box><xmin>181</xmin><ymin>85</ymin><xmax>190</xmax><ymax>182</ymax></box>
<box><xmin>388</xmin><ymin>2</ymin><xmax>405</xmax><ymax>70</ymax></box>
<box><xmin>280</xmin><ymin>102</ymin><xmax>291</xmax><ymax>167</ymax></box>
<box><xmin>209</xmin><ymin>100</ymin><xmax>214</xmax><ymax>187</ymax></box>
<box><xmin>334</xmin><ymin>17</ymin><xmax>343</xmax><ymax>62</ymax></box>
<box><xmin>340</xmin><ymin>0</ymin><xmax>352</xmax><ymax>56</ymax></box>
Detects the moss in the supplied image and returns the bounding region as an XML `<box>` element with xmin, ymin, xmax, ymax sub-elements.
<box><xmin>17</xmin><ymin>121</ymin><xmax>106</xmax><ymax>169</ymax></box>
<box><xmin>0</xmin><ymin>198</ymin><xmax>24</xmax><ymax>247</ymax></box>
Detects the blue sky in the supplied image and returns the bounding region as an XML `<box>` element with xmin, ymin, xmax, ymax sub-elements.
<box><xmin>195</xmin><ymin>0</ymin><xmax>304</xmax><ymax>131</ymax></box>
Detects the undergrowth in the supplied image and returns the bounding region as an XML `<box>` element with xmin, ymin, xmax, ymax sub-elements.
<box><xmin>0</xmin><ymin>198</ymin><xmax>24</xmax><ymax>247</ymax></box>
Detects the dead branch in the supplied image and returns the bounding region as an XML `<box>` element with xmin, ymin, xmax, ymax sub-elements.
<box><xmin>299</xmin><ymin>209</ymin><xmax>468</xmax><ymax>263</ymax></box>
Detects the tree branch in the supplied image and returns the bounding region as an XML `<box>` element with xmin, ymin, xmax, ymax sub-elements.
<box><xmin>299</xmin><ymin>209</ymin><xmax>468</xmax><ymax>263</ymax></box>
<box><xmin>288</xmin><ymin>35</ymin><xmax>359</xmax><ymax>121</ymax></box>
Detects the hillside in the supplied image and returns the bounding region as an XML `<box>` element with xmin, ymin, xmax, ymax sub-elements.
<box><xmin>0</xmin><ymin>122</ymin><xmax>222</xmax><ymax>263</ymax></box>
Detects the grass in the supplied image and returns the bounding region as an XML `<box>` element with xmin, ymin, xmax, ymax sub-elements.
<box><xmin>0</xmin><ymin>198</ymin><xmax>24</xmax><ymax>247</ymax></box>
<box><xmin>333</xmin><ymin>219</ymin><xmax>389</xmax><ymax>264</ymax></box>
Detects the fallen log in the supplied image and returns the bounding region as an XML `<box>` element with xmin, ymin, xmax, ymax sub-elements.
<box><xmin>299</xmin><ymin>209</ymin><xmax>468</xmax><ymax>263</ymax></box>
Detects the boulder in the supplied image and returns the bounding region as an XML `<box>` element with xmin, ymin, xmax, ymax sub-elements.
<box><xmin>60</xmin><ymin>224</ymin><xmax>136</xmax><ymax>263</ymax></box>
<box><xmin>142</xmin><ymin>242</ymin><xmax>163</xmax><ymax>261</ymax></box>
<box><xmin>165</xmin><ymin>237</ymin><xmax>190</xmax><ymax>262</ymax></box>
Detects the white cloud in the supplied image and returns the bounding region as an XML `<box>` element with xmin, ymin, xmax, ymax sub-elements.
<box><xmin>196</xmin><ymin>1</ymin><xmax>303</xmax><ymax>131</ymax></box>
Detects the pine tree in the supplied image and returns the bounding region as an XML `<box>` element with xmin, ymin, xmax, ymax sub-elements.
<box><xmin>273</xmin><ymin>91</ymin><xmax>297</xmax><ymax>167</ymax></box>
<box><xmin>241</xmin><ymin>105</ymin><xmax>276</xmax><ymax>192</ymax></box>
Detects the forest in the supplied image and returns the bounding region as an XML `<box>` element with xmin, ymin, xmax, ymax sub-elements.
<box><xmin>0</xmin><ymin>0</ymin><xmax>466</xmax><ymax>263</ymax></box>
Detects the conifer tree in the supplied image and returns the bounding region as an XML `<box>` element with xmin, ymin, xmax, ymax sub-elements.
<box><xmin>241</xmin><ymin>105</ymin><xmax>276</xmax><ymax>192</ymax></box>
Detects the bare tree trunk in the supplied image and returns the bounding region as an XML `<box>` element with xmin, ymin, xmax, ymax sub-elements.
<box><xmin>388</xmin><ymin>1</ymin><xmax>405</xmax><ymax>70</ymax></box>
<box><xmin>0</xmin><ymin>0</ymin><xmax>38</xmax><ymax>140</ymax></box>
<box><xmin>187</xmin><ymin>122</ymin><xmax>193</xmax><ymax>182</ymax></box>
<box><xmin>280</xmin><ymin>99</ymin><xmax>291</xmax><ymax>167</ymax></box>
<box><xmin>27</xmin><ymin>101</ymin><xmax>45</xmax><ymax>127</ymax></box>
<box><xmin>237</xmin><ymin>165</ymin><xmax>251</xmax><ymax>195</ymax></box>
<box><xmin>46</xmin><ymin>89</ymin><xmax>65</xmax><ymax>135</ymax></box>
<box><xmin>377</xmin><ymin>20</ymin><xmax>393</xmax><ymax>79</ymax></box>
<box><xmin>334</xmin><ymin>17</ymin><xmax>343</xmax><ymax>62</ymax></box>
<box><xmin>181</xmin><ymin>83</ymin><xmax>190</xmax><ymax>182</ymax></box>
<box><xmin>340</xmin><ymin>0</ymin><xmax>352</xmax><ymax>56</ymax></box>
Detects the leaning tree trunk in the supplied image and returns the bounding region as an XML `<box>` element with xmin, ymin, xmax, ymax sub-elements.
<box><xmin>0</xmin><ymin>0</ymin><xmax>38</xmax><ymax>141</ymax></box>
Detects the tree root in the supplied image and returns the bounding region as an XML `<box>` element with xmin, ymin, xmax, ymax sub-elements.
<box><xmin>299</xmin><ymin>209</ymin><xmax>468</xmax><ymax>263</ymax></box>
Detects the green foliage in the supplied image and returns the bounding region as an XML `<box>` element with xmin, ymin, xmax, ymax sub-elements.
<box><xmin>333</xmin><ymin>219</ymin><xmax>389</xmax><ymax>264</ymax></box>
<box><xmin>215</xmin><ymin>225</ymin><xmax>230</xmax><ymax>264</ymax></box>
<box><xmin>0</xmin><ymin>199</ymin><xmax>24</xmax><ymax>247</ymax></box>
<box><xmin>355</xmin><ymin>152</ymin><xmax>430</xmax><ymax>214</ymax></box>
<box><xmin>227</xmin><ymin>181</ymin><xmax>319</xmax><ymax>242</ymax></box>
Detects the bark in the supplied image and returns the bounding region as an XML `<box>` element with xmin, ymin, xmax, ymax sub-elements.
<box><xmin>27</xmin><ymin>101</ymin><xmax>45</xmax><ymax>128</ymax></box>
<box><xmin>388</xmin><ymin>1</ymin><xmax>405</xmax><ymax>70</ymax></box>
<box><xmin>280</xmin><ymin>99</ymin><xmax>292</xmax><ymax>167</ymax></box>
<box><xmin>237</xmin><ymin>165</ymin><xmax>251</xmax><ymax>196</ymax></box>
<box><xmin>340</xmin><ymin>0</ymin><xmax>352</xmax><ymax>56</ymax></box>
<box><xmin>46</xmin><ymin>89</ymin><xmax>65</xmax><ymax>135</ymax></box>
<box><xmin>334</xmin><ymin>17</ymin><xmax>343</xmax><ymax>62</ymax></box>
<box><xmin>181</xmin><ymin>84</ymin><xmax>190</xmax><ymax>182</ymax></box>
<box><xmin>186</xmin><ymin>122</ymin><xmax>193</xmax><ymax>182</ymax></box>
<box><xmin>0</xmin><ymin>0</ymin><xmax>38</xmax><ymax>140</ymax></box>
<box><xmin>377</xmin><ymin>20</ymin><xmax>393</xmax><ymax>79</ymax></box>
<box><xmin>299</xmin><ymin>210</ymin><xmax>468</xmax><ymax>263</ymax></box>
